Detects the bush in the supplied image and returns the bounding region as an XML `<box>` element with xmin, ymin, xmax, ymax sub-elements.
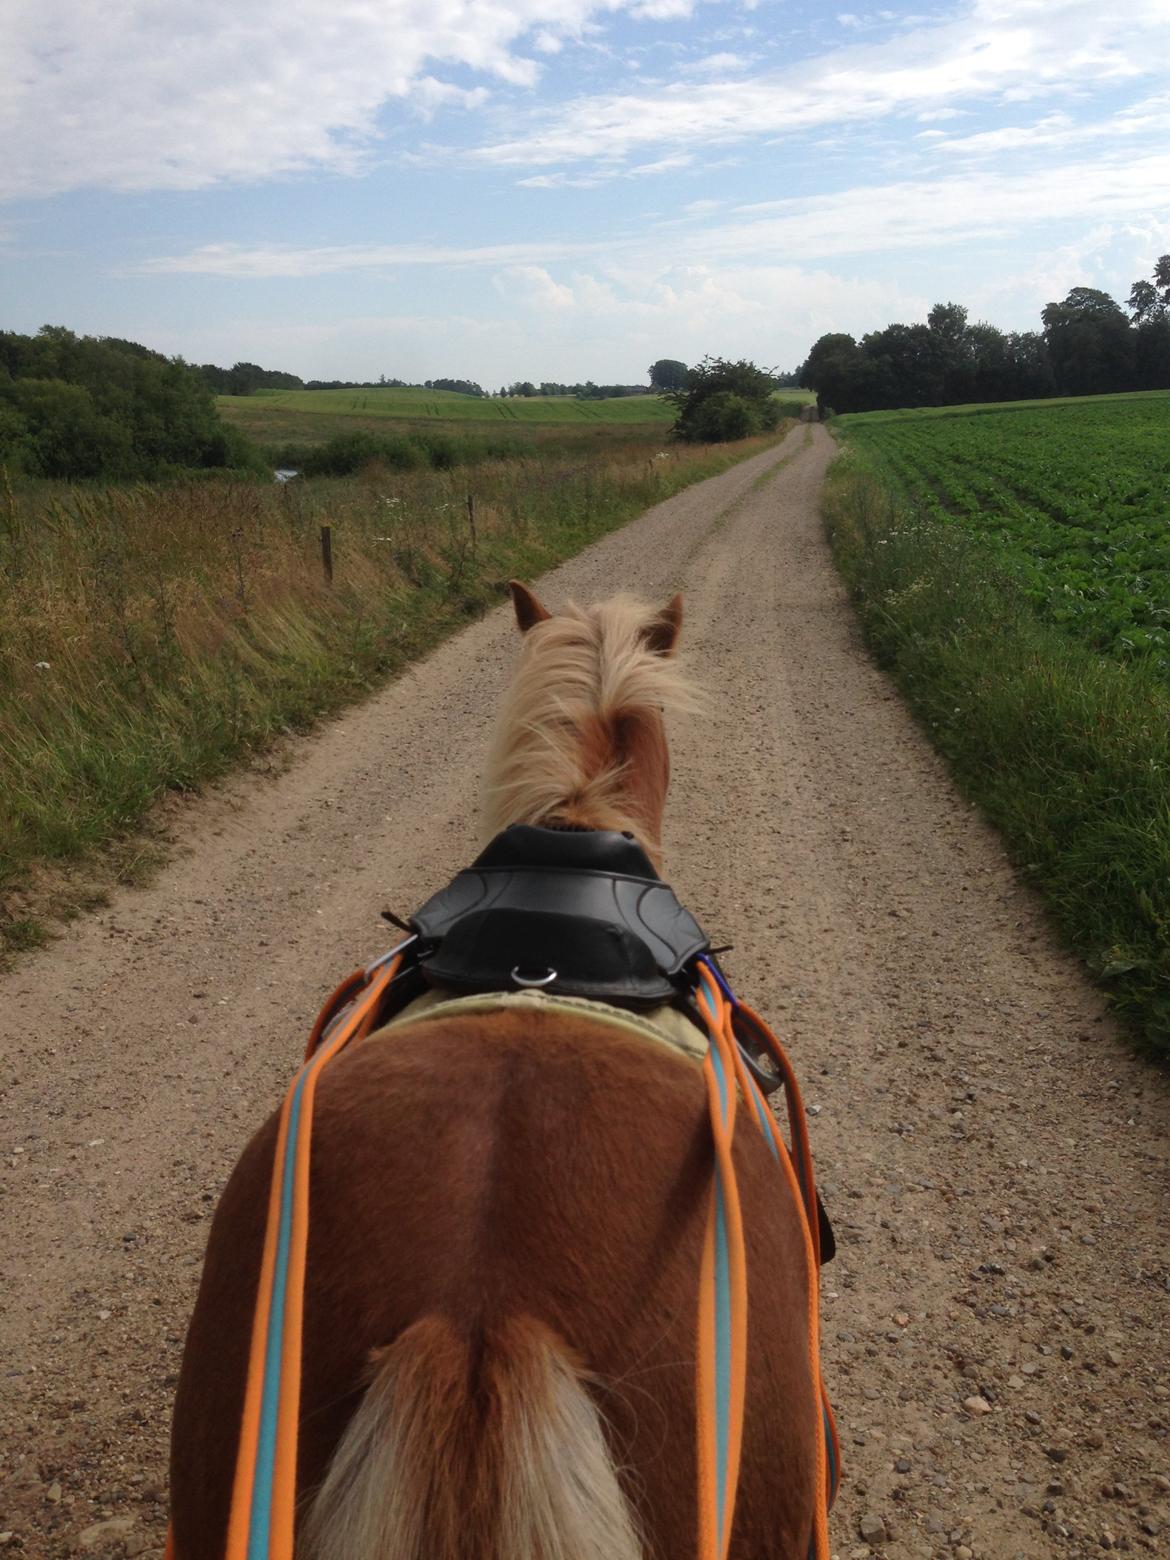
<box><xmin>299</xmin><ymin>433</ymin><xmax>425</xmax><ymax>477</ymax></box>
<box><xmin>0</xmin><ymin>326</ymin><xmax>244</xmax><ymax>479</ymax></box>
<box><xmin>669</xmin><ymin>357</ymin><xmax>782</xmax><ymax>443</ymax></box>
<box><xmin>277</xmin><ymin>430</ymin><xmax>528</xmax><ymax>479</ymax></box>
<box><xmin>685</xmin><ymin>392</ymin><xmax>763</xmax><ymax>442</ymax></box>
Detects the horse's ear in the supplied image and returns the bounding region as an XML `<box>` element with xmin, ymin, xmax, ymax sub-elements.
<box><xmin>508</xmin><ymin>581</ymin><xmax>551</xmax><ymax>634</ymax></box>
<box><xmin>643</xmin><ymin>592</ymin><xmax>683</xmax><ymax>657</ymax></box>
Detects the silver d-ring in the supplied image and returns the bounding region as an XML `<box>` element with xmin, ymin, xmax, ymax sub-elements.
<box><xmin>510</xmin><ymin>966</ymin><xmax>558</xmax><ymax>989</ymax></box>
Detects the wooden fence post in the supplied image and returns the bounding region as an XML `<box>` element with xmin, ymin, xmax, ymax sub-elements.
<box><xmin>466</xmin><ymin>492</ymin><xmax>477</xmax><ymax>554</ymax></box>
<box><xmin>320</xmin><ymin>521</ymin><xmax>333</xmax><ymax>584</ymax></box>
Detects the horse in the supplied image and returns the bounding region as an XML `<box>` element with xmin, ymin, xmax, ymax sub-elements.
<box><xmin>169</xmin><ymin>582</ymin><xmax>829</xmax><ymax>1560</ymax></box>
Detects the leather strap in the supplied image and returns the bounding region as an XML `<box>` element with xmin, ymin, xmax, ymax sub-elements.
<box><xmin>409</xmin><ymin>824</ymin><xmax>709</xmax><ymax>1008</ymax></box>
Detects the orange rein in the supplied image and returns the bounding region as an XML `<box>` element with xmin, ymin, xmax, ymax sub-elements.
<box><xmin>165</xmin><ymin>953</ymin><xmax>404</xmax><ymax>1560</ymax></box>
<box><xmin>694</xmin><ymin>960</ymin><xmax>834</xmax><ymax>1560</ymax></box>
<box><xmin>170</xmin><ymin>950</ymin><xmax>835</xmax><ymax>1559</ymax></box>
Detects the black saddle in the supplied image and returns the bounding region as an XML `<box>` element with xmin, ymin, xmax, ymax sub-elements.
<box><xmin>408</xmin><ymin>824</ymin><xmax>708</xmax><ymax>1008</ymax></box>
<box><xmin>397</xmin><ymin>824</ymin><xmax>835</xmax><ymax>1262</ymax></box>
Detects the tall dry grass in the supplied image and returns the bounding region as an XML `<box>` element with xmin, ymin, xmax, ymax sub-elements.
<box><xmin>0</xmin><ymin>433</ymin><xmax>781</xmax><ymax>927</ymax></box>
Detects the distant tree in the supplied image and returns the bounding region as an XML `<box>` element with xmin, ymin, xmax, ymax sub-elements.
<box><xmin>648</xmin><ymin>358</ymin><xmax>689</xmax><ymax>392</ymax></box>
<box><xmin>1042</xmin><ymin>287</ymin><xmax>1134</xmax><ymax>395</ymax></box>
<box><xmin>668</xmin><ymin>357</ymin><xmax>780</xmax><ymax>442</ymax></box>
<box><xmin>1128</xmin><ymin>280</ymin><xmax>1163</xmax><ymax>324</ymax></box>
<box><xmin>799</xmin><ymin>310</ymin><xmax>1065</xmax><ymax>413</ymax></box>
<box><xmin>429</xmin><ymin>378</ymin><xmax>484</xmax><ymax>397</ymax></box>
<box><xmin>226</xmin><ymin>361</ymin><xmax>265</xmax><ymax>396</ymax></box>
<box><xmin>799</xmin><ymin>333</ymin><xmax>870</xmax><ymax>414</ymax></box>
<box><xmin>1127</xmin><ymin>255</ymin><xmax>1170</xmax><ymax>326</ymax></box>
<box><xmin>1134</xmin><ymin>317</ymin><xmax>1170</xmax><ymax>390</ymax></box>
<box><xmin>198</xmin><ymin>363</ymin><xmax>232</xmax><ymax>394</ymax></box>
<box><xmin>861</xmin><ymin>321</ymin><xmax>948</xmax><ymax>408</ymax></box>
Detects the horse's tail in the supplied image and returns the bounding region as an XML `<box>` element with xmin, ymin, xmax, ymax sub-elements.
<box><xmin>301</xmin><ymin>1313</ymin><xmax>644</xmax><ymax>1560</ymax></box>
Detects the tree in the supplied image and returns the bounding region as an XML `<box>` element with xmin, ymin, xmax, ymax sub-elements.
<box><xmin>1128</xmin><ymin>280</ymin><xmax>1163</xmax><ymax>324</ymax></box>
<box><xmin>1042</xmin><ymin>287</ymin><xmax>1134</xmax><ymax>395</ymax></box>
<box><xmin>1127</xmin><ymin>255</ymin><xmax>1170</xmax><ymax>325</ymax></box>
<box><xmin>648</xmin><ymin>358</ymin><xmax>689</xmax><ymax>392</ymax></box>
<box><xmin>668</xmin><ymin>357</ymin><xmax>780</xmax><ymax>442</ymax></box>
<box><xmin>0</xmin><ymin>326</ymin><xmax>246</xmax><ymax>478</ymax></box>
<box><xmin>799</xmin><ymin>333</ymin><xmax>870</xmax><ymax>414</ymax></box>
<box><xmin>1134</xmin><ymin>317</ymin><xmax>1170</xmax><ymax>390</ymax></box>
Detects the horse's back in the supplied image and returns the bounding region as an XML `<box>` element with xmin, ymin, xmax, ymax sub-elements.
<box><xmin>170</xmin><ymin>1007</ymin><xmax>818</xmax><ymax>1557</ymax></box>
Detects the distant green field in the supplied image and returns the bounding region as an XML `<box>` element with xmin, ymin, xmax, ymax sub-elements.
<box><xmin>220</xmin><ymin>388</ymin><xmax>676</xmax><ymax>424</ymax></box>
<box><xmin>836</xmin><ymin>386</ymin><xmax>1169</xmax><ymax>428</ymax></box>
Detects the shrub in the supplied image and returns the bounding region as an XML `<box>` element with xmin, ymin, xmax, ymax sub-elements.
<box><xmin>669</xmin><ymin>357</ymin><xmax>782</xmax><ymax>443</ymax></box>
<box><xmin>685</xmin><ymin>392</ymin><xmax>763</xmax><ymax>442</ymax></box>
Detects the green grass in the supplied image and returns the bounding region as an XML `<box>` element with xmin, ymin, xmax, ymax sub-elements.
<box><xmin>218</xmin><ymin>387</ymin><xmax>816</xmax><ymax>453</ymax></box>
<box><xmin>823</xmin><ymin>431</ymin><xmax>1170</xmax><ymax>1059</ymax></box>
<box><xmin>221</xmin><ymin>387</ymin><xmax>678</xmax><ymax>425</ymax></box>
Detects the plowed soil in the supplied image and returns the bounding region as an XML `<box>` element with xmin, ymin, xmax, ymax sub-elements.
<box><xmin>2</xmin><ymin>423</ymin><xmax>1167</xmax><ymax>1558</ymax></box>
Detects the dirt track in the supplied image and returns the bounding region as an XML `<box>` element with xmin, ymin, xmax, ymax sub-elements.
<box><xmin>2</xmin><ymin>422</ymin><xmax>1168</xmax><ymax>1558</ymax></box>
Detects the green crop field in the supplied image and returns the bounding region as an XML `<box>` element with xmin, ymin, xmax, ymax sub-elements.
<box><xmin>828</xmin><ymin>388</ymin><xmax>1170</xmax><ymax>1054</ymax></box>
<box><xmin>840</xmin><ymin>392</ymin><xmax>1170</xmax><ymax>668</ymax></box>
<box><xmin>220</xmin><ymin>387</ymin><xmax>677</xmax><ymax>424</ymax></box>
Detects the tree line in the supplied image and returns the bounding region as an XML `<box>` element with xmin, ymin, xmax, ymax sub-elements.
<box><xmin>800</xmin><ymin>258</ymin><xmax>1170</xmax><ymax>414</ymax></box>
<box><xmin>0</xmin><ymin>326</ymin><xmax>251</xmax><ymax>480</ymax></box>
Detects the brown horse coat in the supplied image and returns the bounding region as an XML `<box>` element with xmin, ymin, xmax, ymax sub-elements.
<box><xmin>170</xmin><ymin>1006</ymin><xmax>819</xmax><ymax>1558</ymax></box>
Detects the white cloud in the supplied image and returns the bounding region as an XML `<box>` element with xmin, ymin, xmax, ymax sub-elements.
<box><xmin>468</xmin><ymin>0</ymin><xmax>1170</xmax><ymax>168</ymax></box>
<box><xmin>136</xmin><ymin>237</ymin><xmax>608</xmax><ymax>278</ymax></box>
<box><xmin>0</xmin><ymin>0</ymin><xmax>655</xmax><ymax>200</ymax></box>
<box><xmin>679</xmin><ymin>51</ymin><xmax>752</xmax><ymax>74</ymax></box>
<box><xmin>139</xmin><ymin>147</ymin><xmax>1170</xmax><ymax>279</ymax></box>
<box><xmin>707</xmin><ymin>151</ymin><xmax>1170</xmax><ymax>263</ymax></box>
<box><xmin>515</xmin><ymin>151</ymin><xmax>691</xmax><ymax>188</ymax></box>
<box><xmin>630</xmin><ymin>0</ymin><xmax>696</xmax><ymax>17</ymax></box>
<box><xmin>930</xmin><ymin>95</ymin><xmax>1170</xmax><ymax>157</ymax></box>
<box><xmin>413</xmin><ymin>78</ymin><xmax>493</xmax><ymax>115</ymax></box>
<box><xmin>485</xmin><ymin>259</ymin><xmax>929</xmax><ymax>375</ymax></box>
<box><xmin>967</xmin><ymin>215</ymin><xmax>1170</xmax><ymax>319</ymax></box>
<box><xmin>493</xmin><ymin>264</ymin><xmax>576</xmax><ymax>309</ymax></box>
<box><xmin>516</xmin><ymin>172</ymin><xmax>606</xmax><ymax>187</ymax></box>
<box><xmin>122</xmin><ymin>260</ymin><xmax>925</xmax><ymax>384</ymax></box>
<box><xmin>628</xmin><ymin>154</ymin><xmax>693</xmax><ymax>175</ymax></box>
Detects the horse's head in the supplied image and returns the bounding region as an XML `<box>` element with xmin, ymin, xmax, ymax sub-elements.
<box><xmin>482</xmin><ymin>582</ymin><xmax>692</xmax><ymax>870</ymax></box>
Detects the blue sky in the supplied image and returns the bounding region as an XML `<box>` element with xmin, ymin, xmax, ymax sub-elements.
<box><xmin>3</xmin><ymin>0</ymin><xmax>1169</xmax><ymax>386</ymax></box>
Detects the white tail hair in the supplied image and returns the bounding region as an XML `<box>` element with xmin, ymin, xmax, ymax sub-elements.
<box><xmin>301</xmin><ymin>1315</ymin><xmax>643</xmax><ymax>1560</ymax></box>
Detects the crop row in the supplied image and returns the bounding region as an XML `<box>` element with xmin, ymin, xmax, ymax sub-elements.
<box><xmin>842</xmin><ymin>398</ymin><xmax>1170</xmax><ymax>668</ymax></box>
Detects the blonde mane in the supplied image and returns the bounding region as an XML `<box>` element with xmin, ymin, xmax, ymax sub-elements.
<box><xmin>482</xmin><ymin>594</ymin><xmax>694</xmax><ymax>864</ymax></box>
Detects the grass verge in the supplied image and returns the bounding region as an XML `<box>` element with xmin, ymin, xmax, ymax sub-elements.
<box><xmin>1</xmin><ymin>431</ymin><xmax>784</xmax><ymax>938</ymax></box>
<box><xmin>822</xmin><ymin>448</ymin><xmax>1170</xmax><ymax>1059</ymax></box>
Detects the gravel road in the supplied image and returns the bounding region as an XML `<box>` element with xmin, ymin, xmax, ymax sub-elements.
<box><xmin>2</xmin><ymin>422</ymin><xmax>1167</xmax><ymax>1559</ymax></box>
